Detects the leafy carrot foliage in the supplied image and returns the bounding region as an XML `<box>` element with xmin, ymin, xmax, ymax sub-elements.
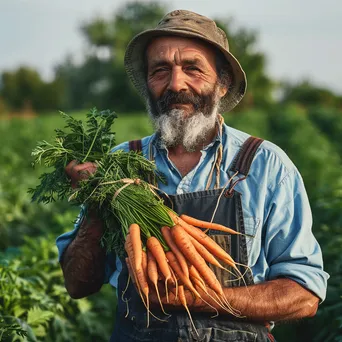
<box><xmin>29</xmin><ymin>108</ymin><xmax>173</xmax><ymax>256</ymax></box>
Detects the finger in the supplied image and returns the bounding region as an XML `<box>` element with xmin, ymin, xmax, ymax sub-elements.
<box><xmin>65</xmin><ymin>160</ymin><xmax>81</xmax><ymax>188</ymax></box>
<box><xmin>77</xmin><ymin>169</ymin><xmax>91</xmax><ymax>180</ymax></box>
<box><xmin>65</xmin><ymin>162</ymin><xmax>97</xmax><ymax>189</ymax></box>
<box><xmin>75</xmin><ymin>162</ymin><xmax>97</xmax><ymax>172</ymax></box>
<box><xmin>75</xmin><ymin>163</ymin><xmax>97</xmax><ymax>179</ymax></box>
<box><xmin>65</xmin><ymin>160</ymin><xmax>78</xmax><ymax>177</ymax></box>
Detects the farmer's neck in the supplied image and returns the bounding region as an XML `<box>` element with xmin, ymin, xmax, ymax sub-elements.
<box><xmin>167</xmin><ymin>126</ymin><xmax>217</xmax><ymax>177</ymax></box>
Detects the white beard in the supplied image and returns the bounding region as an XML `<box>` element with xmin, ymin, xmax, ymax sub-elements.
<box><xmin>150</xmin><ymin>105</ymin><xmax>219</xmax><ymax>152</ymax></box>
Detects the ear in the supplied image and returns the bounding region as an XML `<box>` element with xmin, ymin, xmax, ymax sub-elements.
<box><xmin>218</xmin><ymin>85</ymin><xmax>228</xmax><ymax>98</ymax></box>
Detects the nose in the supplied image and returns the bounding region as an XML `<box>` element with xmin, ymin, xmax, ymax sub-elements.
<box><xmin>167</xmin><ymin>67</ymin><xmax>188</xmax><ymax>93</ymax></box>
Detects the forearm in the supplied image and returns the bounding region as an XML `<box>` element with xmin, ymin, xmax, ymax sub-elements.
<box><xmin>151</xmin><ymin>278</ymin><xmax>319</xmax><ymax>322</ymax></box>
<box><xmin>61</xmin><ymin>208</ymin><xmax>106</xmax><ymax>298</ymax></box>
<box><xmin>199</xmin><ymin>278</ymin><xmax>319</xmax><ymax>322</ymax></box>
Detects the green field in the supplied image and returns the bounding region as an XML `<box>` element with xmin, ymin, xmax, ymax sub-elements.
<box><xmin>1</xmin><ymin>107</ymin><xmax>341</xmax><ymax>341</ymax></box>
<box><xmin>0</xmin><ymin>111</ymin><xmax>154</xmax><ymax>342</ymax></box>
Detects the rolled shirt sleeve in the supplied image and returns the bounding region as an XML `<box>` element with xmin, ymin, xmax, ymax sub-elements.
<box><xmin>55</xmin><ymin>206</ymin><xmax>116</xmax><ymax>285</ymax></box>
<box><xmin>264</xmin><ymin>169</ymin><xmax>329</xmax><ymax>302</ymax></box>
<box><xmin>56</xmin><ymin>207</ymin><xmax>84</xmax><ymax>262</ymax></box>
<box><xmin>55</xmin><ymin>142</ymin><xmax>130</xmax><ymax>286</ymax></box>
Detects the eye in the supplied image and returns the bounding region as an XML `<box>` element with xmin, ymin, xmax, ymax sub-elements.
<box><xmin>152</xmin><ymin>67</ymin><xmax>169</xmax><ymax>75</ymax></box>
<box><xmin>186</xmin><ymin>66</ymin><xmax>201</xmax><ymax>72</ymax></box>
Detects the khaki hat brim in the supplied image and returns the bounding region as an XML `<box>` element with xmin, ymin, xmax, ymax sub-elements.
<box><xmin>124</xmin><ymin>28</ymin><xmax>247</xmax><ymax>113</ymax></box>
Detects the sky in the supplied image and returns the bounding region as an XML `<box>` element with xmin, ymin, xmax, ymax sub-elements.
<box><xmin>1</xmin><ymin>0</ymin><xmax>341</xmax><ymax>93</ymax></box>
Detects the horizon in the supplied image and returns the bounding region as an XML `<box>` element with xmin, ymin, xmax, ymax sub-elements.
<box><xmin>1</xmin><ymin>0</ymin><xmax>341</xmax><ymax>94</ymax></box>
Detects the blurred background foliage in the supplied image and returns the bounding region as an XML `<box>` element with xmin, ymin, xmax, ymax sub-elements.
<box><xmin>0</xmin><ymin>2</ymin><xmax>341</xmax><ymax>341</ymax></box>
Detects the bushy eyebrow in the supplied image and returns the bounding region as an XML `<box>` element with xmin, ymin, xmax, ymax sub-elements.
<box><xmin>148</xmin><ymin>57</ymin><xmax>206</xmax><ymax>70</ymax></box>
<box><xmin>182</xmin><ymin>58</ymin><xmax>206</xmax><ymax>67</ymax></box>
<box><xmin>148</xmin><ymin>60</ymin><xmax>169</xmax><ymax>70</ymax></box>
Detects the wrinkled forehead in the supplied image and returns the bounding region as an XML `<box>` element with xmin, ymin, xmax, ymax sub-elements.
<box><xmin>145</xmin><ymin>36</ymin><xmax>217</xmax><ymax>63</ymax></box>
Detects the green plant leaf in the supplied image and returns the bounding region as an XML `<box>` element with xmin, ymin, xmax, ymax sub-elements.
<box><xmin>26</xmin><ymin>307</ymin><xmax>54</xmax><ymax>327</ymax></box>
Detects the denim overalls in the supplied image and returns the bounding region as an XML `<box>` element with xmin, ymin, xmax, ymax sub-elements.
<box><xmin>110</xmin><ymin>137</ymin><xmax>275</xmax><ymax>342</ymax></box>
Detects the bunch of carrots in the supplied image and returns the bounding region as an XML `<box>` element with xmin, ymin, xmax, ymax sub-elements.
<box><xmin>28</xmin><ymin>109</ymin><xmax>251</xmax><ymax>333</ymax></box>
<box><xmin>124</xmin><ymin>210</ymin><xmax>251</xmax><ymax>333</ymax></box>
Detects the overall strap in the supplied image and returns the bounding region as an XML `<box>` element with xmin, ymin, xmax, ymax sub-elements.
<box><xmin>230</xmin><ymin>136</ymin><xmax>264</xmax><ymax>176</ymax></box>
<box><xmin>205</xmin><ymin>115</ymin><xmax>224</xmax><ymax>190</ymax></box>
<box><xmin>227</xmin><ymin>136</ymin><xmax>264</xmax><ymax>195</ymax></box>
<box><xmin>128</xmin><ymin>139</ymin><xmax>142</xmax><ymax>152</ymax></box>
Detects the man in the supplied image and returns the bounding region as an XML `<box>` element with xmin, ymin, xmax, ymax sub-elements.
<box><xmin>57</xmin><ymin>10</ymin><xmax>329</xmax><ymax>342</ymax></box>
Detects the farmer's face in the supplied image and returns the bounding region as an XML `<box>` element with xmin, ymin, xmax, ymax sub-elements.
<box><xmin>146</xmin><ymin>36</ymin><xmax>226</xmax><ymax>117</ymax></box>
<box><xmin>145</xmin><ymin>36</ymin><xmax>227</xmax><ymax>151</ymax></box>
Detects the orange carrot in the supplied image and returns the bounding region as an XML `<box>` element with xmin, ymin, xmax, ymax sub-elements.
<box><xmin>161</xmin><ymin>226</ymin><xmax>189</xmax><ymax>278</ymax></box>
<box><xmin>168</xmin><ymin>210</ymin><xmax>184</xmax><ymax>226</ymax></box>
<box><xmin>170</xmin><ymin>212</ymin><xmax>251</xmax><ymax>277</ymax></box>
<box><xmin>126</xmin><ymin>234</ymin><xmax>153</xmax><ymax>327</ymax></box>
<box><xmin>125</xmin><ymin>234</ymin><xmax>149</xmax><ymax>301</ymax></box>
<box><xmin>165</xmin><ymin>251</ymin><xmax>201</xmax><ymax>299</ymax></box>
<box><xmin>125</xmin><ymin>255</ymin><xmax>138</xmax><ymax>295</ymax></box>
<box><xmin>147</xmin><ymin>250</ymin><xmax>168</xmax><ymax>315</ymax></box>
<box><xmin>146</xmin><ymin>236</ymin><xmax>173</xmax><ymax>302</ymax></box>
<box><xmin>180</xmin><ymin>214</ymin><xmax>241</xmax><ymax>235</ymax></box>
<box><xmin>188</xmin><ymin>265</ymin><xmax>205</xmax><ymax>288</ymax></box>
<box><xmin>188</xmin><ymin>234</ymin><xmax>227</xmax><ymax>269</ymax></box>
<box><xmin>142</xmin><ymin>250</ymin><xmax>148</xmax><ymax>280</ymax></box>
<box><xmin>175</xmin><ymin>217</ymin><xmax>237</xmax><ymax>268</ymax></box>
<box><xmin>169</xmin><ymin>216</ymin><xmax>246</xmax><ymax>317</ymax></box>
<box><xmin>170</xmin><ymin>225</ymin><xmax>224</xmax><ymax>296</ymax></box>
<box><xmin>189</xmin><ymin>268</ymin><xmax>232</xmax><ymax>315</ymax></box>
<box><xmin>147</xmin><ymin>250</ymin><xmax>158</xmax><ymax>285</ymax></box>
<box><xmin>129</xmin><ymin>223</ymin><xmax>143</xmax><ymax>271</ymax></box>
<box><xmin>146</xmin><ymin>237</ymin><xmax>172</xmax><ymax>283</ymax></box>
<box><xmin>189</xmin><ymin>235</ymin><xmax>244</xmax><ymax>283</ymax></box>
<box><xmin>124</xmin><ymin>234</ymin><xmax>136</xmax><ymax>283</ymax></box>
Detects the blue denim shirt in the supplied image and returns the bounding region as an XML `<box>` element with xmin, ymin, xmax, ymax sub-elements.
<box><xmin>56</xmin><ymin>123</ymin><xmax>329</xmax><ymax>301</ymax></box>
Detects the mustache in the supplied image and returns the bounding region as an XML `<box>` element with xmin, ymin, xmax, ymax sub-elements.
<box><xmin>156</xmin><ymin>90</ymin><xmax>205</xmax><ymax>113</ymax></box>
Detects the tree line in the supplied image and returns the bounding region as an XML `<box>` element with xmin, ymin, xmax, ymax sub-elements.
<box><xmin>0</xmin><ymin>2</ymin><xmax>341</xmax><ymax>115</ymax></box>
<box><xmin>0</xmin><ymin>3</ymin><xmax>341</xmax><ymax>340</ymax></box>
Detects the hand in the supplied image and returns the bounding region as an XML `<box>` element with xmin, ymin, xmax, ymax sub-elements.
<box><xmin>125</xmin><ymin>258</ymin><xmax>210</xmax><ymax>312</ymax></box>
<box><xmin>125</xmin><ymin>257</ymin><xmax>173</xmax><ymax>307</ymax></box>
<box><xmin>65</xmin><ymin>160</ymin><xmax>97</xmax><ymax>189</ymax></box>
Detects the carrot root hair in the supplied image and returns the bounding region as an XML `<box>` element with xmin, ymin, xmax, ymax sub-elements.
<box><xmin>178</xmin><ymin>285</ymin><xmax>198</xmax><ymax>337</ymax></box>
<box><xmin>147</xmin><ymin>250</ymin><xmax>169</xmax><ymax>315</ymax></box>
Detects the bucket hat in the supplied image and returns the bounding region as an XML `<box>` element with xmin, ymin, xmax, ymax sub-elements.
<box><xmin>124</xmin><ymin>9</ymin><xmax>247</xmax><ymax>113</ymax></box>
